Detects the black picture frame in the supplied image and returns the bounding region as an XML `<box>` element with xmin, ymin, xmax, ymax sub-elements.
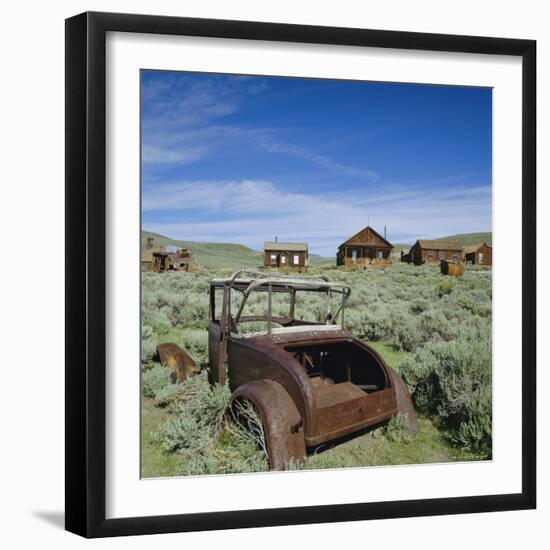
<box><xmin>65</xmin><ymin>11</ymin><xmax>536</xmax><ymax>538</ymax></box>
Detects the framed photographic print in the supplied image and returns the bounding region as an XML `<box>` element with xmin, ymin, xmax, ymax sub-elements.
<box><xmin>65</xmin><ymin>11</ymin><xmax>536</xmax><ymax>538</ymax></box>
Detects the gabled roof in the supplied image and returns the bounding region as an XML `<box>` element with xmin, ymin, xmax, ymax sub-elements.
<box><xmin>417</xmin><ymin>239</ymin><xmax>462</xmax><ymax>251</ymax></box>
<box><xmin>463</xmin><ymin>242</ymin><xmax>492</xmax><ymax>255</ymax></box>
<box><xmin>338</xmin><ymin>225</ymin><xmax>393</xmax><ymax>248</ymax></box>
<box><xmin>264</xmin><ymin>241</ymin><xmax>308</xmax><ymax>252</ymax></box>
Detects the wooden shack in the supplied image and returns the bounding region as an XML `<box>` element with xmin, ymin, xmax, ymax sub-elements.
<box><xmin>152</xmin><ymin>252</ymin><xmax>171</xmax><ymax>272</ymax></box>
<box><xmin>142</xmin><ymin>237</ymin><xmax>163</xmax><ymax>272</ymax></box>
<box><xmin>403</xmin><ymin>239</ymin><xmax>463</xmax><ymax>266</ymax></box>
<box><xmin>168</xmin><ymin>248</ymin><xmax>196</xmax><ymax>272</ymax></box>
<box><xmin>440</xmin><ymin>259</ymin><xmax>465</xmax><ymax>277</ymax></box>
<box><xmin>142</xmin><ymin>237</ymin><xmax>171</xmax><ymax>273</ymax></box>
<box><xmin>464</xmin><ymin>242</ymin><xmax>492</xmax><ymax>266</ymax></box>
<box><xmin>336</xmin><ymin>225</ymin><xmax>393</xmax><ymax>267</ymax></box>
<box><xmin>264</xmin><ymin>241</ymin><xmax>308</xmax><ymax>272</ymax></box>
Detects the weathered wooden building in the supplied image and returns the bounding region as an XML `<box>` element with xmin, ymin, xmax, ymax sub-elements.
<box><xmin>168</xmin><ymin>248</ymin><xmax>196</xmax><ymax>272</ymax></box>
<box><xmin>402</xmin><ymin>239</ymin><xmax>463</xmax><ymax>265</ymax></box>
<box><xmin>263</xmin><ymin>241</ymin><xmax>308</xmax><ymax>271</ymax></box>
<box><xmin>142</xmin><ymin>237</ymin><xmax>168</xmax><ymax>272</ymax></box>
<box><xmin>463</xmin><ymin>242</ymin><xmax>492</xmax><ymax>266</ymax></box>
<box><xmin>336</xmin><ymin>225</ymin><xmax>393</xmax><ymax>267</ymax></box>
<box><xmin>142</xmin><ymin>237</ymin><xmax>180</xmax><ymax>273</ymax></box>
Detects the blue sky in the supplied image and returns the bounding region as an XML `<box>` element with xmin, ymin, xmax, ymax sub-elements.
<box><xmin>141</xmin><ymin>70</ymin><xmax>492</xmax><ymax>256</ymax></box>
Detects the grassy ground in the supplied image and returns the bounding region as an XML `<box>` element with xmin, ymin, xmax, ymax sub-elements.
<box><xmin>368</xmin><ymin>341</ymin><xmax>409</xmax><ymax>372</ymax></box>
<box><xmin>141</xmin><ymin>340</ymin><xmax>481</xmax><ymax>478</ymax></box>
<box><xmin>141</xmin><ymin>262</ymin><xmax>492</xmax><ymax>476</ymax></box>
<box><xmin>141</xmin><ymin>396</ymin><xmax>182</xmax><ymax>478</ymax></box>
<box><xmin>298</xmin><ymin>417</ymin><xmax>481</xmax><ymax>471</ymax></box>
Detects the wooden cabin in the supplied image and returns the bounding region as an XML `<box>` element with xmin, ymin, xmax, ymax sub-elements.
<box><xmin>336</xmin><ymin>225</ymin><xmax>393</xmax><ymax>267</ymax></box>
<box><xmin>264</xmin><ymin>241</ymin><xmax>308</xmax><ymax>272</ymax></box>
<box><xmin>464</xmin><ymin>242</ymin><xmax>492</xmax><ymax>266</ymax></box>
<box><xmin>402</xmin><ymin>239</ymin><xmax>463</xmax><ymax>266</ymax></box>
<box><xmin>168</xmin><ymin>248</ymin><xmax>196</xmax><ymax>272</ymax></box>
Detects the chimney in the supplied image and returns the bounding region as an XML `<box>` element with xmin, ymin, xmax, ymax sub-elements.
<box><xmin>384</xmin><ymin>225</ymin><xmax>387</xmax><ymax>240</ymax></box>
<box><xmin>275</xmin><ymin>235</ymin><xmax>278</xmax><ymax>243</ymax></box>
<box><xmin>146</xmin><ymin>237</ymin><xmax>154</xmax><ymax>249</ymax></box>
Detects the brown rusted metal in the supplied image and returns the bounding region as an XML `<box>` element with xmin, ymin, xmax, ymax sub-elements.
<box><xmin>231</xmin><ymin>380</ymin><xmax>306</xmax><ymax>470</ymax></box>
<box><xmin>204</xmin><ymin>271</ymin><xmax>419</xmax><ymax>468</ymax></box>
<box><xmin>386</xmin><ymin>366</ymin><xmax>419</xmax><ymax>433</ymax></box>
<box><xmin>157</xmin><ymin>342</ymin><xmax>199</xmax><ymax>382</ymax></box>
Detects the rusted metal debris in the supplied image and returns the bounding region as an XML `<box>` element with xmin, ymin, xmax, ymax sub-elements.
<box><xmin>157</xmin><ymin>342</ymin><xmax>199</xmax><ymax>382</ymax></box>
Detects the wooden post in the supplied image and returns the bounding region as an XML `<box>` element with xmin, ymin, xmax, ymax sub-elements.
<box><xmin>267</xmin><ymin>283</ymin><xmax>272</xmax><ymax>335</ymax></box>
<box><xmin>289</xmin><ymin>288</ymin><xmax>296</xmax><ymax>320</ymax></box>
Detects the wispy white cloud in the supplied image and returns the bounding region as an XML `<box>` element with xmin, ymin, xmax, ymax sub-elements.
<box><xmin>142</xmin><ymin>75</ymin><xmax>270</xmax><ymax>166</ymax></box>
<box><xmin>142</xmin><ymin>145</ymin><xmax>208</xmax><ymax>165</ymax></box>
<box><xmin>143</xmin><ymin>179</ymin><xmax>491</xmax><ymax>255</ymax></box>
<box><xmin>141</xmin><ymin>74</ymin><xmax>380</xmax><ymax>180</ymax></box>
<box><xmin>259</xmin><ymin>141</ymin><xmax>379</xmax><ymax>182</ymax></box>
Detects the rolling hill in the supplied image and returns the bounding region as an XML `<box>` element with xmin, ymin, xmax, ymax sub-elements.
<box><xmin>143</xmin><ymin>230</ymin><xmax>492</xmax><ymax>268</ymax></box>
<box><xmin>142</xmin><ymin>231</ymin><xmax>334</xmax><ymax>269</ymax></box>
<box><xmin>142</xmin><ymin>231</ymin><xmax>262</xmax><ymax>269</ymax></box>
<box><xmin>393</xmin><ymin>232</ymin><xmax>492</xmax><ymax>254</ymax></box>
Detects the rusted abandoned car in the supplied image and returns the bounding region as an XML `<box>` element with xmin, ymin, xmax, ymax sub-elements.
<box><xmin>205</xmin><ymin>270</ymin><xmax>418</xmax><ymax>469</ymax></box>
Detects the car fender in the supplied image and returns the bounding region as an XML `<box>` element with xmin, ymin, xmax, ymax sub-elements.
<box><xmin>387</xmin><ymin>366</ymin><xmax>419</xmax><ymax>433</ymax></box>
<box><xmin>231</xmin><ymin>380</ymin><xmax>306</xmax><ymax>470</ymax></box>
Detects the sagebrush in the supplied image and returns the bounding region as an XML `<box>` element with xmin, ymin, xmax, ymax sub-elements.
<box><xmin>141</xmin><ymin>263</ymin><xmax>492</xmax><ymax>474</ymax></box>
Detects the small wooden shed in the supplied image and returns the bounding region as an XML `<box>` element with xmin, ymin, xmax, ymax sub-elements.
<box><xmin>403</xmin><ymin>239</ymin><xmax>463</xmax><ymax>266</ymax></box>
<box><xmin>336</xmin><ymin>225</ymin><xmax>393</xmax><ymax>267</ymax></box>
<box><xmin>440</xmin><ymin>259</ymin><xmax>465</xmax><ymax>277</ymax></box>
<box><xmin>264</xmin><ymin>241</ymin><xmax>308</xmax><ymax>271</ymax></box>
<box><xmin>464</xmin><ymin>242</ymin><xmax>492</xmax><ymax>266</ymax></box>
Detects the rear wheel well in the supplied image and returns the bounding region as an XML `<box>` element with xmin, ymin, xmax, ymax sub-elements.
<box><xmin>230</xmin><ymin>380</ymin><xmax>306</xmax><ymax>470</ymax></box>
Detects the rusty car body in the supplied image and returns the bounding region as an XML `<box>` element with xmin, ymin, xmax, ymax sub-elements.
<box><xmin>207</xmin><ymin>270</ymin><xmax>418</xmax><ymax>470</ymax></box>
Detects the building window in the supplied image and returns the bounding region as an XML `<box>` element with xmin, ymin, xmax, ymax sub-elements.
<box><xmin>351</xmin><ymin>249</ymin><xmax>357</xmax><ymax>261</ymax></box>
<box><xmin>428</xmin><ymin>251</ymin><xmax>434</xmax><ymax>261</ymax></box>
<box><xmin>453</xmin><ymin>253</ymin><xmax>458</xmax><ymax>260</ymax></box>
<box><xmin>293</xmin><ymin>255</ymin><xmax>299</xmax><ymax>265</ymax></box>
<box><xmin>479</xmin><ymin>252</ymin><xmax>484</xmax><ymax>264</ymax></box>
<box><xmin>439</xmin><ymin>250</ymin><xmax>445</xmax><ymax>260</ymax></box>
<box><xmin>270</xmin><ymin>254</ymin><xmax>277</xmax><ymax>265</ymax></box>
<box><xmin>378</xmin><ymin>250</ymin><xmax>383</xmax><ymax>260</ymax></box>
<box><xmin>281</xmin><ymin>256</ymin><xmax>286</xmax><ymax>264</ymax></box>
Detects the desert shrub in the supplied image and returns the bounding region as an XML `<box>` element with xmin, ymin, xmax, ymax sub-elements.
<box><xmin>173</xmin><ymin>430</ymin><xmax>269</xmax><ymax>476</ymax></box>
<box><xmin>156</xmin><ymin>372</ymin><xmax>231</xmax><ymax>452</ymax></box>
<box><xmin>400</xmin><ymin>330</ymin><xmax>492</xmax><ymax>455</ymax></box>
<box><xmin>152</xmin><ymin>383</ymin><xmax>181</xmax><ymax>407</ymax></box>
<box><xmin>142</xmin><ymin>263</ymin><xmax>493</xmax><ymax>473</ymax></box>
<box><xmin>177</xmin><ymin>328</ymin><xmax>208</xmax><ymax>364</ymax></box>
<box><xmin>142</xmin><ymin>364</ymin><xmax>181</xmax><ymax>406</ymax></box>
<box><xmin>154</xmin><ymin>372</ymin><xmax>269</xmax><ymax>475</ymax></box>
<box><xmin>141</xmin><ymin>324</ymin><xmax>157</xmax><ymax>366</ymax></box>
<box><xmin>384</xmin><ymin>414</ymin><xmax>414</xmax><ymax>444</ymax></box>
<box><xmin>142</xmin><ymin>364</ymin><xmax>173</xmax><ymax>400</ymax></box>
<box><xmin>435</xmin><ymin>277</ymin><xmax>456</xmax><ymax>297</ymax></box>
